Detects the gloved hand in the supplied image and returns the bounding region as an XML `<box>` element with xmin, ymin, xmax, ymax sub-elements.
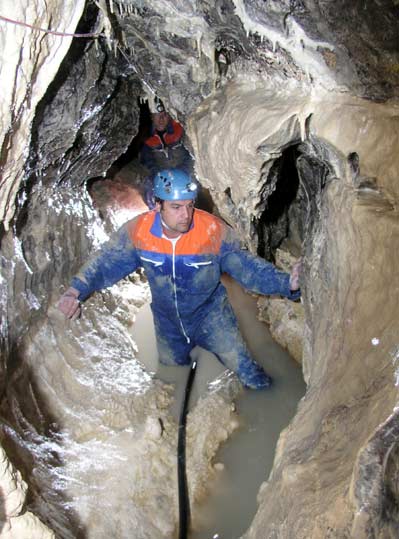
<box><xmin>57</xmin><ymin>287</ymin><xmax>81</xmax><ymax>320</ymax></box>
<box><xmin>289</xmin><ymin>258</ymin><xmax>302</xmax><ymax>291</ymax></box>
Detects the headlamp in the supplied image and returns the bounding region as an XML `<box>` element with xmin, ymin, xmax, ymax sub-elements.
<box><xmin>187</xmin><ymin>182</ymin><xmax>197</xmax><ymax>192</ymax></box>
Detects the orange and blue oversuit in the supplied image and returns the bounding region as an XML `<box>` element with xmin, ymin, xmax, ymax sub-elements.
<box><xmin>140</xmin><ymin>119</ymin><xmax>193</xmax><ymax>178</ymax></box>
<box><xmin>71</xmin><ymin>209</ymin><xmax>301</xmax><ymax>389</ymax></box>
<box><xmin>140</xmin><ymin>120</ymin><xmax>193</xmax><ymax>208</ymax></box>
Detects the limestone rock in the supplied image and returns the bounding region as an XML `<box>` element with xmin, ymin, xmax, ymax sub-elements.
<box><xmin>0</xmin><ymin>445</ymin><xmax>55</xmax><ymax>538</ymax></box>
<box><xmin>257</xmin><ymin>248</ymin><xmax>304</xmax><ymax>364</ymax></box>
<box><xmin>258</xmin><ymin>296</ymin><xmax>304</xmax><ymax>364</ymax></box>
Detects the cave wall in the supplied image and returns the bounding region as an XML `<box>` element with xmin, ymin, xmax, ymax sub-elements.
<box><xmin>248</xmin><ymin>178</ymin><xmax>399</xmax><ymax>538</ymax></box>
<box><xmin>189</xmin><ymin>75</ymin><xmax>399</xmax><ymax>538</ymax></box>
<box><xmin>0</xmin><ymin>0</ymin><xmax>86</xmax><ymax>229</ymax></box>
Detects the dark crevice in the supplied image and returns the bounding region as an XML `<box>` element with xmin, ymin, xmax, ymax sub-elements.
<box><xmin>296</xmin><ymin>149</ymin><xmax>332</xmax><ymax>253</ymax></box>
<box><xmin>256</xmin><ymin>145</ymin><xmax>301</xmax><ymax>262</ymax></box>
<box><xmin>107</xmin><ymin>98</ymin><xmax>152</xmax><ymax>174</ymax></box>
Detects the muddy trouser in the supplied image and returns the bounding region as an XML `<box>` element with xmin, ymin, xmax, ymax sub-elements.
<box><xmin>153</xmin><ymin>295</ymin><xmax>272</xmax><ymax>389</ymax></box>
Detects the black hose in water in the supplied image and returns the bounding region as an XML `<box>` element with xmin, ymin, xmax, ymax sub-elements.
<box><xmin>177</xmin><ymin>358</ymin><xmax>197</xmax><ymax>539</ymax></box>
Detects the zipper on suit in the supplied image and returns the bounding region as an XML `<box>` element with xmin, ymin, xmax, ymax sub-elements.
<box><xmin>171</xmin><ymin>239</ymin><xmax>190</xmax><ymax>343</ymax></box>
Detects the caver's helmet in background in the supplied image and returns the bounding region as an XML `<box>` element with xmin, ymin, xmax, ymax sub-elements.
<box><xmin>153</xmin><ymin>96</ymin><xmax>165</xmax><ymax>113</ymax></box>
<box><xmin>153</xmin><ymin>169</ymin><xmax>198</xmax><ymax>201</ymax></box>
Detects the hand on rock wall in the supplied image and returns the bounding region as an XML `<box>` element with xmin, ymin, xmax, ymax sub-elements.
<box><xmin>289</xmin><ymin>259</ymin><xmax>302</xmax><ymax>291</ymax></box>
<box><xmin>57</xmin><ymin>287</ymin><xmax>81</xmax><ymax>319</ymax></box>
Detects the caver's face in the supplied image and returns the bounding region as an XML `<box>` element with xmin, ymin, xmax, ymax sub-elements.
<box><xmin>157</xmin><ymin>199</ymin><xmax>195</xmax><ymax>238</ymax></box>
<box><xmin>152</xmin><ymin>111</ymin><xmax>170</xmax><ymax>131</ymax></box>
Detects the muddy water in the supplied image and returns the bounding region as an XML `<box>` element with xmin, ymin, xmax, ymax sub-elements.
<box><xmin>131</xmin><ymin>276</ymin><xmax>305</xmax><ymax>539</ymax></box>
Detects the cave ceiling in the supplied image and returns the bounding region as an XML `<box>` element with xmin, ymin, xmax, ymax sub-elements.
<box><xmin>0</xmin><ymin>0</ymin><xmax>398</xmax><ymax>228</ymax></box>
<box><xmin>111</xmin><ymin>0</ymin><xmax>399</xmax><ymax>113</ymax></box>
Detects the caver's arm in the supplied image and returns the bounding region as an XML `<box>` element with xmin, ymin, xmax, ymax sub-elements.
<box><xmin>57</xmin><ymin>223</ymin><xmax>140</xmax><ymax>319</ymax></box>
<box><xmin>220</xmin><ymin>229</ymin><xmax>301</xmax><ymax>300</ymax></box>
<box><xmin>71</xmin><ymin>224</ymin><xmax>140</xmax><ymax>300</ymax></box>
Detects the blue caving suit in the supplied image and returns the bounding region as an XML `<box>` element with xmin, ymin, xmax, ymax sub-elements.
<box><xmin>71</xmin><ymin>209</ymin><xmax>301</xmax><ymax>389</ymax></box>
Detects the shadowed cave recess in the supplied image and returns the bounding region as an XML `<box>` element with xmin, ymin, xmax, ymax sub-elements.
<box><xmin>1</xmin><ymin>0</ymin><xmax>399</xmax><ymax>538</ymax></box>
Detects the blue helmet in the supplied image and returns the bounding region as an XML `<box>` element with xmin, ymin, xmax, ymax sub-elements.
<box><xmin>153</xmin><ymin>169</ymin><xmax>198</xmax><ymax>201</ymax></box>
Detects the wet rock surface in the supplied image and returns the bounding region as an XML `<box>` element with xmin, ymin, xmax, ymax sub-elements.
<box><xmin>30</xmin><ymin>34</ymin><xmax>142</xmax><ymax>188</ymax></box>
<box><xmin>0</xmin><ymin>185</ymin><xmax>241</xmax><ymax>538</ymax></box>
<box><xmin>111</xmin><ymin>0</ymin><xmax>399</xmax><ymax>116</ymax></box>
<box><xmin>257</xmin><ymin>249</ymin><xmax>304</xmax><ymax>364</ymax></box>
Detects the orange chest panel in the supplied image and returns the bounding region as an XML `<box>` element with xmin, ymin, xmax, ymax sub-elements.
<box><xmin>127</xmin><ymin>210</ymin><xmax>224</xmax><ymax>256</ymax></box>
<box><xmin>145</xmin><ymin>121</ymin><xmax>183</xmax><ymax>148</ymax></box>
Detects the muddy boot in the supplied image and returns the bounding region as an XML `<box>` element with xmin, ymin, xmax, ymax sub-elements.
<box><xmin>238</xmin><ymin>361</ymin><xmax>273</xmax><ymax>389</ymax></box>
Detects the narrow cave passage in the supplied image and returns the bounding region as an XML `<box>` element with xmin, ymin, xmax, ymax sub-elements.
<box><xmin>0</xmin><ymin>11</ymin><xmax>309</xmax><ymax>534</ymax></box>
<box><xmin>2</xmin><ymin>0</ymin><xmax>399</xmax><ymax>537</ymax></box>
<box><xmin>122</xmin><ymin>142</ymin><xmax>307</xmax><ymax>537</ymax></box>
<box><xmin>86</xmin><ymin>96</ymin><xmax>214</xmax><ymax>228</ymax></box>
<box><xmin>1</xmin><ymin>84</ymin><xmax>313</xmax><ymax>536</ymax></box>
<box><xmin>131</xmin><ymin>276</ymin><xmax>305</xmax><ymax>539</ymax></box>
<box><xmin>0</xmin><ymin>69</ymin><xmax>315</xmax><ymax>536</ymax></box>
